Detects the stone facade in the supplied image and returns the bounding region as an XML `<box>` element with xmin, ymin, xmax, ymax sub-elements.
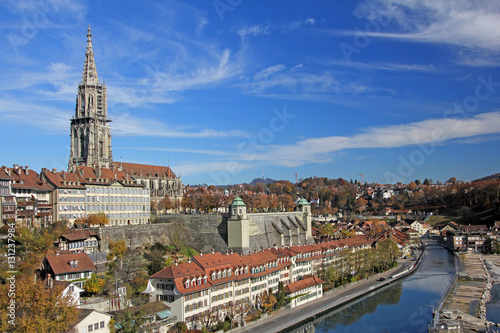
<box><xmin>68</xmin><ymin>27</ymin><xmax>183</xmax><ymax>204</ymax></box>
<box><xmin>100</xmin><ymin>197</ymin><xmax>313</xmax><ymax>254</ymax></box>
<box><xmin>68</xmin><ymin>26</ymin><xmax>112</xmax><ymax>170</ymax></box>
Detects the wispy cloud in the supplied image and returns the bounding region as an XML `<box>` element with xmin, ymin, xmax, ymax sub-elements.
<box><xmin>179</xmin><ymin>111</ymin><xmax>500</xmax><ymax>175</ymax></box>
<box><xmin>354</xmin><ymin>0</ymin><xmax>500</xmax><ymax>65</ymax></box>
<box><xmin>258</xmin><ymin>111</ymin><xmax>500</xmax><ymax>167</ymax></box>
<box><xmin>328</xmin><ymin>60</ymin><xmax>439</xmax><ymax>72</ymax></box>
<box><xmin>111</xmin><ymin>112</ymin><xmax>249</xmax><ymax>138</ymax></box>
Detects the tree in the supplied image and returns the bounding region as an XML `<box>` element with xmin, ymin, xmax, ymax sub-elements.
<box><xmin>0</xmin><ymin>277</ymin><xmax>77</xmax><ymax>332</ymax></box>
<box><xmin>181</xmin><ymin>195</ymin><xmax>195</xmax><ymax>212</ymax></box>
<box><xmin>159</xmin><ymin>195</ymin><xmax>173</xmax><ymax>212</ymax></box>
<box><xmin>376</xmin><ymin>238</ymin><xmax>401</xmax><ymax>269</ymax></box>
<box><xmin>200</xmin><ymin>307</ymin><xmax>219</xmax><ymax>329</ymax></box>
<box><xmin>407</xmin><ymin>182</ymin><xmax>417</xmax><ymax>191</ymax></box>
<box><xmin>234</xmin><ymin>302</ymin><xmax>252</xmax><ymax>326</ymax></box>
<box><xmin>354</xmin><ymin>197</ymin><xmax>368</xmax><ymax>214</ymax></box>
<box><xmin>107</xmin><ymin>240</ymin><xmax>127</xmax><ymax>275</ymax></box>
<box><xmin>276</xmin><ymin>281</ymin><xmax>286</xmax><ymax>308</ymax></box>
<box><xmin>84</xmin><ymin>272</ymin><xmax>105</xmax><ymax>295</ymax></box>
<box><xmin>87</xmin><ymin>212</ymin><xmax>109</xmax><ymax>226</ymax></box>
<box><xmin>261</xmin><ymin>289</ymin><xmax>277</xmax><ymax>313</ymax></box>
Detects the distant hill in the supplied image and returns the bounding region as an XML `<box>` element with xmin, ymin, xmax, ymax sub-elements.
<box><xmin>473</xmin><ymin>173</ymin><xmax>500</xmax><ymax>182</ymax></box>
<box><xmin>248</xmin><ymin>178</ymin><xmax>277</xmax><ymax>186</ymax></box>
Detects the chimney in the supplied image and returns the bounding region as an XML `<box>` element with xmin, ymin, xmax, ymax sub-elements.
<box><xmin>226</xmin><ymin>250</ymin><xmax>229</xmax><ymax>256</ymax></box>
<box><xmin>230</xmin><ymin>249</ymin><xmax>233</xmax><ymax>255</ymax></box>
<box><xmin>211</xmin><ymin>248</ymin><xmax>214</xmax><ymax>255</ymax></box>
<box><xmin>200</xmin><ymin>250</ymin><xmax>203</xmax><ymax>257</ymax></box>
<box><xmin>25</xmin><ymin>166</ymin><xmax>29</xmax><ymax>175</ymax></box>
<box><xmin>61</xmin><ymin>170</ymin><xmax>66</xmax><ymax>180</ymax></box>
<box><xmin>52</xmin><ymin>168</ymin><xmax>57</xmax><ymax>174</ymax></box>
<box><xmin>47</xmin><ymin>274</ymin><xmax>53</xmax><ymax>289</ymax></box>
<box><xmin>175</xmin><ymin>260</ymin><xmax>178</xmax><ymax>266</ymax></box>
<box><xmin>188</xmin><ymin>258</ymin><xmax>191</xmax><ymax>264</ymax></box>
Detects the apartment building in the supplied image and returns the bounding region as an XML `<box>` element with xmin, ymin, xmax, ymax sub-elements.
<box><xmin>1</xmin><ymin>165</ymin><xmax>52</xmax><ymax>227</ymax></box>
<box><xmin>144</xmin><ymin>236</ymin><xmax>372</xmax><ymax>328</ymax></box>
<box><xmin>41</xmin><ymin>166</ymin><xmax>150</xmax><ymax>226</ymax></box>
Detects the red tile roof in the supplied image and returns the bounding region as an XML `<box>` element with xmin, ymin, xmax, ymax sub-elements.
<box><xmin>45</xmin><ymin>253</ymin><xmax>96</xmax><ymax>275</ymax></box>
<box><xmin>116</xmin><ymin>162</ymin><xmax>177</xmax><ymax>179</ymax></box>
<box><xmin>4</xmin><ymin>166</ymin><xmax>51</xmax><ymax>191</ymax></box>
<box><xmin>60</xmin><ymin>229</ymin><xmax>99</xmax><ymax>242</ymax></box>
<box><xmin>41</xmin><ymin>169</ymin><xmax>85</xmax><ymax>189</ymax></box>
<box><xmin>284</xmin><ymin>275</ymin><xmax>324</xmax><ymax>294</ymax></box>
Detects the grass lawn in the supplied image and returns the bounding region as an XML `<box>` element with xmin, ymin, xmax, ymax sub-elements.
<box><xmin>426</xmin><ymin>215</ymin><xmax>456</xmax><ymax>228</ymax></box>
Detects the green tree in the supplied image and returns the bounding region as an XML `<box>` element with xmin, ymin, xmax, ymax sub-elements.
<box><xmin>84</xmin><ymin>272</ymin><xmax>105</xmax><ymax>295</ymax></box>
<box><xmin>276</xmin><ymin>281</ymin><xmax>286</xmax><ymax>308</ymax></box>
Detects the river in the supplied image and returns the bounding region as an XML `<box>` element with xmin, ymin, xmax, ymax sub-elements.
<box><xmin>312</xmin><ymin>243</ymin><xmax>457</xmax><ymax>333</ymax></box>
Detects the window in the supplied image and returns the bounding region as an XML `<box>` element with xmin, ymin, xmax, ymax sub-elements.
<box><xmin>100</xmin><ymin>321</ymin><xmax>104</xmax><ymax>328</ymax></box>
<box><xmin>185</xmin><ymin>281</ymin><xmax>189</xmax><ymax>289</ymax></box>
<box><xmin>88</xmin><ymin>324</ymin><xmax>93</xmax><ymax>332</ymax></box>
<box><xmin>94</xmin><ymin>323</ymin><xmax>99</xmax><ymax>330</ymax></box>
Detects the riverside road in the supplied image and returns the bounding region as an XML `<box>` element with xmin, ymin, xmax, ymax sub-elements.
<box><xmin>235</xmin><ymin>252</ymin><xmax>422</xmax><ymax>333</ymax></box>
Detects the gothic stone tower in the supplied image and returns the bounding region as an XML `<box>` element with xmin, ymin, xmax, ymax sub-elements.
<box><xmin>68</xmin><ymin>26</ymin><xmax>112</xmax><ymax>170</ymax></box>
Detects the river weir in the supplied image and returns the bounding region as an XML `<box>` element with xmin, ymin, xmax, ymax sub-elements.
<box><xmin>430</xmin><ymin>253</ymin><xmax>500</xmax><ymax>332</ymax></box>
<box><xmin>286</xmin><ymin>240</ymin><xmax>456</xmax><ymax>333</ymax></box>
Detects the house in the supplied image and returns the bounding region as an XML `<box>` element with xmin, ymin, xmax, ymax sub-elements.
<box><xmin>57</xmin><ymin>229</ymin><xmax>100</xmax><ymax>253</ymax></box>
<box><xmin>54</xmin><ymin>280</ymin><xmax>85</xmax><ymax>306</ymax></box>
<box><xmin>377</xmin><ymin>230</ymin><xmax>411</xmax><ymax>257</ymax></box>
<box><xmin>43</xmin><ymin>252</ymin><xmax>97</xmax><ymax>288</ymax></box>
<box><xmin>284</xmin><ymin>275</ymin><xmax>324</xmax><ymax>309</ymax></box>
<box><xmin>110</xmin><ymin>301</ymin><xmax>176</xmax><ymax>332</ymax></box>
<box><xmin>401</xmin><ymin>228</ymin><xmax>419</xmax><ymax>247</ymax></box>
<box><xmin>67</xmin><ymin>309</ymin><xmax>112</xmax><ymax>333</ymax></box>
<box><xmin>409</xmin><ymin>220</ymin><xmax>432</xmax><ymax>237</ymax></box>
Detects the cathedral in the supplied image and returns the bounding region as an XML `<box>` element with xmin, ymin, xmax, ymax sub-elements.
<box><xmin>68</xmin><ymin>27</ymin><xmax>183</xmax><ymax>205</ymax></box>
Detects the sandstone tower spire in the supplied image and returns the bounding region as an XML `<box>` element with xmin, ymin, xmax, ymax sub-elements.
<box><xmin>68</xmin><ymin>26</ymin><xmax>113</xmax><ymax>170</ymax></box>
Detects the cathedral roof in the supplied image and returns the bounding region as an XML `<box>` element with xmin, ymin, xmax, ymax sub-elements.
<box><xmin>116</xmin><ymin>162</ymin><xmax>177</xmax><ymax>179</ymax></box>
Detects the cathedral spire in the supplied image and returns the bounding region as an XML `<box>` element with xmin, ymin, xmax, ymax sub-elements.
<box><xmin>81</xmin><ymin>25</ymin><xmax>99</xmax><ymax>85</ymax></box>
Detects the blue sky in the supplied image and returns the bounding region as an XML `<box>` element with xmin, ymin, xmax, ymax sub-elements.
<box><xmin>1</xmin><ymin>0</ymin><xmax>500</xmax><ymax>185</ymax></box>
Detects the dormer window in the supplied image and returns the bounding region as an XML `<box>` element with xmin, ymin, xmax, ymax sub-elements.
<box><xmin>185</xmin><ymin>281</ymin><xmax>189</xmax><ymax>289</ymax></box>
<box><xmin>222</xmin><ymin>270</ymin><xmax>226</xmax><ymax>278</ymax></box>
<box><xmin>191</xmin><ymin>280</ymin><xmax>196</xmax><ymax>287</ymax></box>
<box><xmin>245</xmin><ymin>267</ymin><xmax>249</xmax><ymax>274</ymax></box>
<box><xmin>197</xmin><ymin>277</ymin><xmax>201</xmax><ymax>286</ymax></box>
<box><xmin>234</xmin><ymin>269</ymin><xmax>239</xmax><ymax>276</ymax></box>
<box><xmin>228</xmin><ymin>270</ymin><xmax>231</xmax><ymax>277</ymax></box>
<box><xmin>204</xmin><ymin>276</ymin><xmax>207</xmax><ymax>284</ymax></box>
<box><xmin>211</xmin><ymin>273</ymin><xmax>216</xmax><ymax>280</ymax></box>
<box><xmin>217</xmin><ymin>271</ymin><xmax>221</xmax><ymax>279</ymax></box>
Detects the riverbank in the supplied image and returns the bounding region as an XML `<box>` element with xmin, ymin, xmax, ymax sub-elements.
<box><xmin>430</xmin><ymin>253</ymin><xmax>500</xmax><ymax>332</ymax></box>
<box><xmin>234</xmin><ymin>244</ymin><xmax>425</xmax><ymax>333</ymax></box>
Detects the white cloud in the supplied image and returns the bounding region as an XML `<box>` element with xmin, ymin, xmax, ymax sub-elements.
<box><xmin>328</xmin><ymin>60</ymin><xmax>438</xmax><ymax>72</ymax></box>
<box><xmin>305</xmin><ymin>18</ymin><xmax>316</xmax><ymax>26</ymax></box>
<box><xmin>256</xmin><ymin>111</ymin><xmax>500</xmax><ymax>167</ymax></box>
<box><xmin>237</xmin><ymin>25</ymin><xmax>271</xmax><ymax>38</ymax></box>
<box><xmin>111</xmin><ymin>112</ymin><xmax>249</xmax><ymax>138</ymax></box>
<box><xmin>354</xmin><ymin>0</ymin><xmax>500</xmax><ymax>64</ymax></box>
